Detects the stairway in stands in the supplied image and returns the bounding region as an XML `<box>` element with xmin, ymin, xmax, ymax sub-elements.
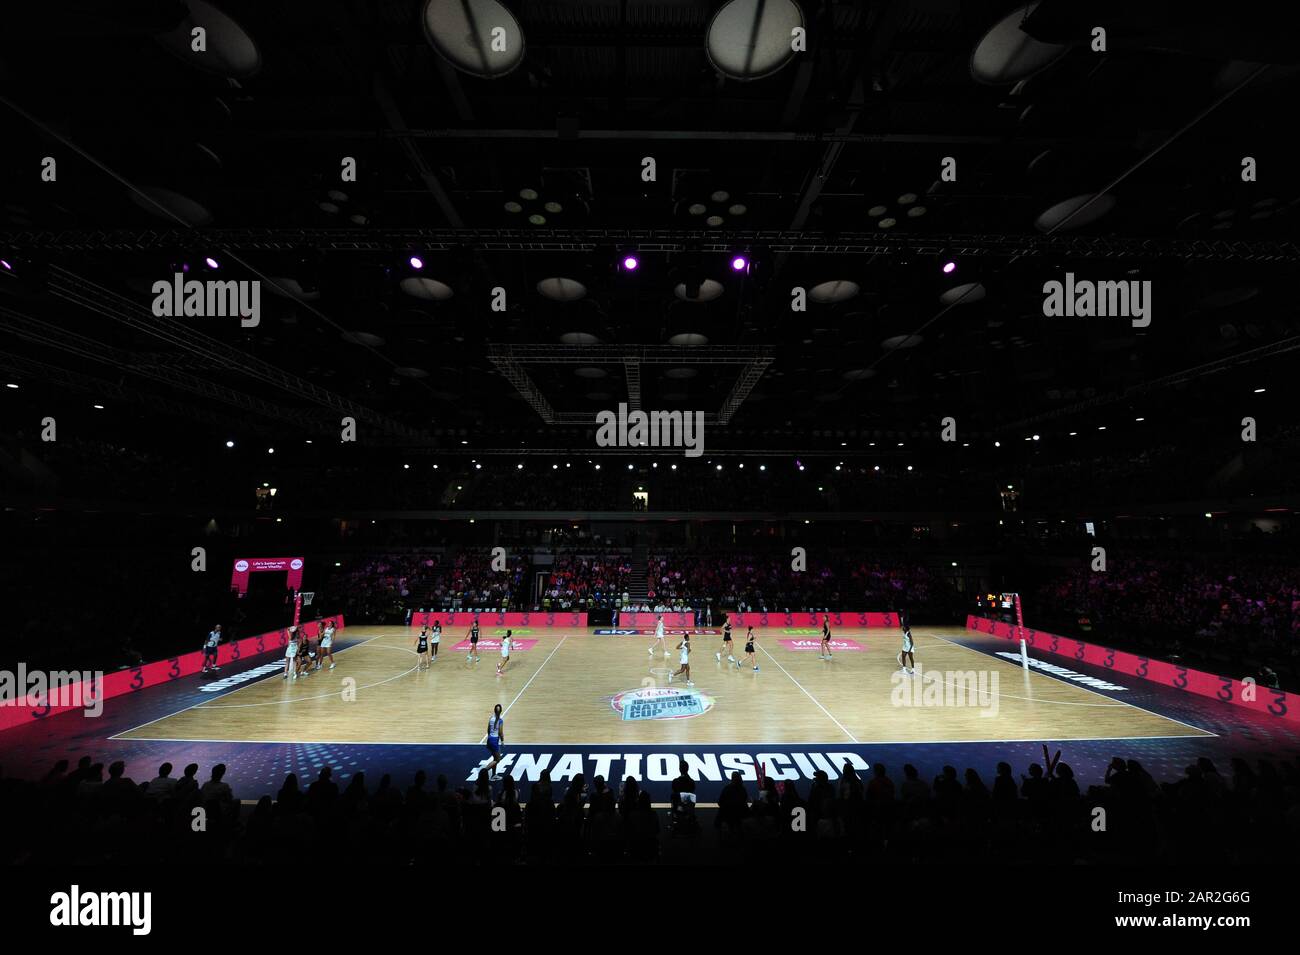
<box><xmin>626</xmin><ymin>541</ymin><xmax>649</xmax><ymax>603</ymax></box>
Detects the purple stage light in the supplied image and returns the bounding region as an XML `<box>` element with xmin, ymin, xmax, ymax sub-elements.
<box><xmin>409</xmin><ymin>255</ymin><xmax>424</xmax><ymax>270</ymax></box>
<box><xmin>731</xmin><ymin>255</ymin><xmax>748</xmax><ymax>272</ymax></box>
<box><xmin>205</xmin><ymin>256</ymin><xmax>219</xmax><ymax>269</ymax></box>
<box><xmin>0</xmin><ymin>260</ymin><xmax>10</xmax><ymax>271</ymax></box>
<box><xmin>942</xmin><ymin>261</ymin><xmax>956</xmax><ymax>273</ymax></box>
<box><xmin>622</xmin><ymin>255</ymin><xmax>639</xmax><ymax>271</ymax></box>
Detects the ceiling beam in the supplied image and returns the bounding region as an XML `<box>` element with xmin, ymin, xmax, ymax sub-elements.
<box><xmin>9</xmin><ymin>229</ymin><xmax>1294</xmax><ymax>261</ymax></box>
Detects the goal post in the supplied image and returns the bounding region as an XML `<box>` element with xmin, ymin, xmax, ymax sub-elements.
<box><xmin>1003</xmin><ymin>591</ymin><xmax>1029</xmax><ymax>671</ymax></box>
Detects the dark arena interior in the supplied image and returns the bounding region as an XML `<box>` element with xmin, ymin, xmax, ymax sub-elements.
<box><xmin>0</xmin><ymin>0</ymin><xmax>1296</xmax><ymax>931</ymax></box>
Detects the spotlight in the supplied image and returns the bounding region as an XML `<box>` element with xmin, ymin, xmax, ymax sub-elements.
<box><xmin>1032</xmin><ymin>434</ymin><xmax>1040</xmax><ymax>441</ymax></box>
<box><xmin>622</xmin><ymin>254</ymin><xmax>639</xmax><ymax>271</ymax></box>
<box><xmin>1254</xmin><ymin>388</ymin><xmax>1266</xmax><ymax>394</ymax></box>
<box><xmin>730</xmin><ymin>254</ymin><xmax>748</xmax><ymax>272</ymax></box>
<box><xmin>205</xmin><ymin>256</ymin><xmax>220</xmax><ymax>269</ymax></box>
<box><xmin>409</xmin><ymin>255</ymin><xmax>424</xmax><ymax>270</ymax></box>
<box><xmin>267</xmin><ymin>447</ymin><xmax>275</xmax><ymax>454</ymax></box>
<box><xmin>225</xmin><ymin>440</ymin><xmax>235</xmax><ymax>448</ymax></box>
<box><xmin>517</xmin><ymin>463</ymin><xmax>524</xmax><ymax>470</ymax></box>
<box><xmin>0</xmin><ymin>260</ymin><xmax>11</xmax><ymax>271</ymax></box>
<box><xmin>942</xmin><ymin>261</ymin><xmax>956</xmax><ymax>274</ymax></box>
<box><xmin>716</xmin><ymin>464</ymin><xmax>723</xmax><ymax>471</ymax></box>
<box><xmin>759</xmin><ymin>465</ymin><xmax>766</xmax><ymax>471</ymax></box>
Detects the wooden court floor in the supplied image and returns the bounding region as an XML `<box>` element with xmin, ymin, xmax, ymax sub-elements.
<box><xmin>112</xmin><ymin>626</ymin><xmax>1213</xmax><ymax>746</ymax></box>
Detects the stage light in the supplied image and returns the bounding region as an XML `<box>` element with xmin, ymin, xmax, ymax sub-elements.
<box><xmin>205</xmin><ymin>256</ymin><xmax>219</xmax><ymax>269</ymax></box>
<box><xmin>1068</xmin><ymin>431</ymin><xmax>1077</xmax><ymax>436</ymax></box>
<box><xmin>552</xmin><ymin>464</ymin><xmax>558</xmax><ymax>469</ymax></box>
<box><xmin>93</xmin><ymin>404</ymin><xmax>104</xmax><ymax>410</ymax></box>
<box><xmin>759</xmin><ymin>464</ymin><xmax>766</xmax><ymax>471</ymax></box>
<box><xmin>517</xmin><ymin>463</ymin><xmax>524</xmax><ymax>470</ymax></box>
<box><xmin>432</xmin><ymin>464</ymin><xmax>439</xmax><ymax>469</ymax></box>
<box><xmin>461</xmin><ymin>439</ymin><xmax>468</xmax><ymax>445</ymax></box>
<box><xmin>627</xmin><ymin>464</ymin><xmax>634</xmax><ymax>470</ymax></box>
<box><xmin>874</xmin><ymin>465</ymin><xmax>880</xmax><ymax>471</ymax></box>
<box><xmin>404</xmin><ymin>464</ymin><xmax>410</xmax><ymax>469</ymax></box>
<box><xmin>1032</xmin><ymin>434</ymin><xmax>1040</xmax><ymax>441</ymax></box>
<box><xmin>1098</xmin><ymin>426</ymin><xmax>1107</xmax><ymax>431</ymax></box>
<box><xmin>738</xmin><ymin>463</ymin><xmax>744</xmax><ymax>469</ymax></box>
<box><xmin>994</xmin><ymin>441</ymin><xmax>1000</xmax><ymax>447</ymax></box>
<box><xmin>594</xmin><ymin>463</ymin><xmax>601</xmax><ymax>470</ymax></box>
<box><xmin>1135</xmin><ymin>417</ymin><xmax>1144</xmax><ymax>422</ymax></box>
<box><xmin>1205</xmin><ymin>512</ymin><xmax>1213</xmax><ymax>518</ymax></box>
<box><xmin>0</xmin><ymin>260</ymin><xmax>11</xmax><ymax>271</ymax></box>
<box><xmin>652</xmin><ymin>462</ymin><xmax>658</xmax><ymax>468</ymax></box>
<box><xmin>730</xmin><ymin>254</ymin><xmax>748</xmax><ymax>272</ymax></box>
<box><xmin>671</xmin><ymin>464</ymin><xmax>678</xmax><ymax>470</ymax></box>
<box><xmin>409</xmin><ymin>255</ymin><xmax>424</xmax><ymax>270</ymax></box>
<box><xmin>622</xmin><ymin>254</ymin><xmax>639</xmax><ymax>271</ymax></box>
<box><xmin>907</xmin><ymin>465</ymin><xmax>913</xmax><ymax>471</ymax></box>
<box><xmin>267</xmin><ymin>447</ymin><xmax>275</xmax><ymax>454</ymax></box>
<box><xmin>716</xmin><ymin>464</ymin><xmax>723</xmax><ymax>471</ymax></box>
<box><xmin>942</xmin><ymin>261</ymin><xmax>956</xmax><ymax>274</ymax></box>
<box><xmin>1254</xmin><ymin>388</ymin><xmax>1266</xmax><ymax>393</ymax></box>
<box><xmin>5</xmin><ymin>382</ymin><xmax>17</xmax><ymax>389</ymax></box>
<box><xmin>225</xmin><ymin>440</ymin><xmax>235</xmax><ymax>448</ymax></box>
<box><xmin>835</xmin><ymin>465</ymin><xmax>841</xmax><ymax>471</ymax></box>
<box><xmin>475</xmin><ymin>463</ymin><xmax>482</xmax><ymax>469</ymax></box>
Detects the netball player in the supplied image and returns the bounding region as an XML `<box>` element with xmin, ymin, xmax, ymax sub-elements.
<box><xmin>466</xmin><ymin>617</ymin><xmax>481</xmax><ymax>663</ymax></box>
<box><xmin>485</xmin><ymin>703</ymin><xmax>506</xmax><ymax>780</ymax></box>
<box><xmin>201</xmin><ymin>624</ymin><xmax>222</xmax><ymax>674</ymax></box>
<box><xmin>740</xmin><ymin>626</ymin><xmax>759</xmax><ymax>671</ymax></box>
<box><xmin>496</xmin><ymin>629</ymin><xmax>513</xmax><ymax>676</ymax></box>
<box><xmin>298</xmin><ymin>631</ymin><xmax>314</xmax><ymax>676</ymax></box>
<box><xmin>415</xmin><ymin>624</ymin><xmax>430</xmax><ymax>669</ymax></box>
<box><xmin>429</xmin><ymin>619</ymin><xmax>441</xmax><ymax>663</ymax></box>
<box><xmin>283</xmin><ymin>626</ymin><xmax>300</xmax><ymax>679</ymax></box>
<box><xmin>319</xmin><ymin>620</ymin><xmax>337</xmax><ymax>669</ymax></box>
<box><xmin>898</xmin><ymin>625</ymin><xmax>916</xmax><ymax>675</ymax></box>
<box><xmin>820</xmin><ymin>615</ymin><xmax>833</xmax><ymax>660</ymax></box>
<box><xmin>648</xmin><ymin>613</ymin><xmax>668</xmax><ymax>658</ymax></box>
<box><xmin>668</xmin><ymin>634</ymin><xmax>693</xmax><ymax>686</ymax></box>
<box><xmin>715</xmin><ymin>620</ymin><xmax>735</xmax><ymax>664</ymax></box>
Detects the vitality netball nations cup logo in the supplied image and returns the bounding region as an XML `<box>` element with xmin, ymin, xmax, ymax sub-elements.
<box><xmin>611</xmin><ymin>686</ymin><xmax>715</xmax><ymax>721</ymax></box>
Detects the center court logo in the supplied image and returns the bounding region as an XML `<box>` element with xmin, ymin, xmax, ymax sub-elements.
<box><xmin>611</xmin><ymin>686</ymin><xmax>715</xmax><ymax>721</ymax></box>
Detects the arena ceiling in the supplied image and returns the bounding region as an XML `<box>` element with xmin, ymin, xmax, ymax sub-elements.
<box><xmin>2</xmin><ymin>0</ymin><xmax>1299</xmax><ymax>480</ymax></box>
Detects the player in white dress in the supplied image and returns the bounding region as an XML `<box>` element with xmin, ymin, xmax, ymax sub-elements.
<box><xmin>668</xmin><ymin>633</ymin><xmax>693</xmax><ymax>686</ymax></box>
<box><xmin>648</xmin><ymin>613</ymin><xmax>669</xmax><ymax>658</ymax></box>
<box><xmin>319</xmin><ymin>622</ymin><xmax>336</xmax><ymax>670</ymax></box>
<box><xmin>897</xmin><ymin>625</ymin><xmax>916</xmax><ymax>675</ymax></box>
<box><xmin>429</xmin><ymin>620</ymin><xmax>441</xmax><ymax>663</ymax></box>
<box><xmin>283</xmin><ymin>626</ymin><xmax>300</xmax><ymax>679</ymax></box>
<box><xmin>496</xmin><ymin>629</ymin><xmax>513</xmax><ymax>675</ymax></box>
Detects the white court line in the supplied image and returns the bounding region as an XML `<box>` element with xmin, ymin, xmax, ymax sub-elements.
<box><xmin>198</xmin><ymin>646</ymin><xmax>419</xmax><ymax>710</ymax></box>
<box><xmin>923</xmin><ymin>630</ymin><xmax>1218</xmax><ymax>737</ymax></box>
<box><xmin>108</xmin><ymin>632</ymin><xmax>391</xmax><ymax>739</ymax></box>
<box><xmin>478</xmin><ymin>633</ymin><xmax>569</xmax><ymax>745</ymax></box>
<box><xmin>757</xmin><ymin>642</ymin><xmax>860</xmax><ymax>744</ymax></box>
<box><xmin>111</xmin><ymin>731</ymin><xmax>1213</xmax><ymax>747</ymax></box>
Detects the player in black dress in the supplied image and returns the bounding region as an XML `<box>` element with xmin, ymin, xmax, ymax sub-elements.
<box><xmin>466</xmin><ymin>618</ymin><xmax>480</xmax><ymax>663</ymax></box>
<box><xmin>741</xmin><ymin>626</ymin><xmax>759</xmax><ymax>671</ymax></box>
<box><xmin>414</xmin><ymin>624</ymin><xmax>430</xmax><ymax>669</ymax></box>
<box><xmin>715</xmin><ymin>620</ymin><xmax>736</xmax><ymax>665</ymax></box>
<box><xmin>820</xmin><ymin>615</ymin><xmax>833</xmax><ymax>660</ymax></box>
